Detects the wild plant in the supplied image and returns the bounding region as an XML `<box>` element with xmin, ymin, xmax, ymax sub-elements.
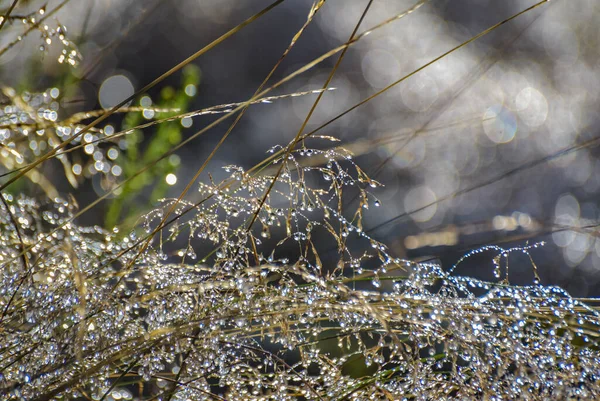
<box><xmin>2</xmin><ymin>0</ymin><xmax>600</xmax><ymax>400</ymax></box>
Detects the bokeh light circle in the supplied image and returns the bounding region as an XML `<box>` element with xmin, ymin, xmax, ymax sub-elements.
<box><xmin>482</xmin><ymin>105</ymin><xmax>517</xmax><ymax>144</ymax></box>
<box><xmin>99</xmin><ymin>74</ymin><xmax>134</xmax><ymax>109</ymax></box>
<box><xmin>404</xmin><ymin>186</ymin><xmax>437</xmax><ymax>223</ymax></box>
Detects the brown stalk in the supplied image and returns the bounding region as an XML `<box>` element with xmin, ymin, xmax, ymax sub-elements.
<box><xmin>0</xmin><ymin>0</ymin><xmax>19</xmax><ymax>32</ymax></box>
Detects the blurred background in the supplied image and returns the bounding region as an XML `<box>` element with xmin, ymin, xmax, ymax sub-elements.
<box><xmin>2</xmin><ymin>0</ymin><xmax>600</xmax><ymax>296</ymax></box>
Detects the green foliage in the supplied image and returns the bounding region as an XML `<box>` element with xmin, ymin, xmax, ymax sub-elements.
<box><xmin>105</xmin><ymin>65</ymin><xmax>201</xmax><ymax>229</ymax></box>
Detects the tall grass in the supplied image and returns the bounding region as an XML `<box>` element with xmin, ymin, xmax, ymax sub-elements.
<box><xmin>2</xmin><ymin>0</ymin><xmax>600</xmax><ymax>400</ymax></box>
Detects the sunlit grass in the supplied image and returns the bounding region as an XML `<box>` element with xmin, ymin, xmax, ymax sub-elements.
<box><xmin>3</xmin><ymin>0</ymin><xmax>600</xmax><ymax>400</ymax></box>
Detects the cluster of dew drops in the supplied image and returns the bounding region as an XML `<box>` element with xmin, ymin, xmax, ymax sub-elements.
<box><xmin>0</xmin><ymin>3</ymin><xmax>130</xmax><ymax>190</ymax></box>
<box><xmin>5</xmin><ymin>5</ymin><xmax>82</xmax><ymax>66</ymax></box>
<box><xmin>1</xmin><ymin>139</ymin><xmax>600</xmax><ymax>400</ymax></box>
<box><xmin>0</xmin><ymin>85</ymin><xmax>129</xmax><ymax>188</ymax></box>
